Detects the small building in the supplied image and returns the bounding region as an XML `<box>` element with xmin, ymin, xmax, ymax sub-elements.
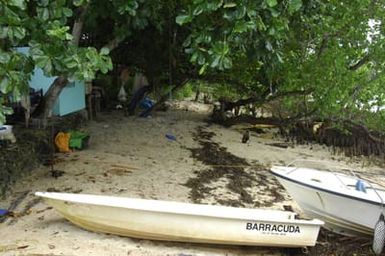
<box><xmin>17</xmin><ymin>47</ymin><xmax>86</xmax><ymax>117</ymax></box>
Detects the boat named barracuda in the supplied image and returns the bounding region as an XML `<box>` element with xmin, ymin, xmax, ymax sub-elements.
<box><xmin>35</xmin><ymin>192</ymin><xmax>324</xmax><ymax>247</ymax></box>
<box><xmin>246</xmin><ymin>222</ymin><xmax>301</xmax><ymax>233</ymax></box>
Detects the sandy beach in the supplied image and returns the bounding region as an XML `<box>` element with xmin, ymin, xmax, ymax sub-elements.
<box><xmin>0</xmin><ymin>101</ymin><xmax>383</xmax><ymax>256</ymax></box>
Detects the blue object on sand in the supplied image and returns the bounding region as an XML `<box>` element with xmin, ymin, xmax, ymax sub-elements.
<box><xmin>139</xmin><ymin>97</ymin><xmax>154</xmax><ymax>110</ymax></box>
<box><xmin>165</xmin><ymin>133</ymin><xmax>176</xmax><ymax>141</ymax></box>
<box><xmin>0</xmin><ymin>209</ymin><xmax>9</xmax><ymax>216</ymax></box>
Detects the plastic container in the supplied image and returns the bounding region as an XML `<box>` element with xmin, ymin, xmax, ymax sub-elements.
<box><xmin>0</xmin><ymin>125</ymin><xmax>16</xmax><ymax>143</ymax></box>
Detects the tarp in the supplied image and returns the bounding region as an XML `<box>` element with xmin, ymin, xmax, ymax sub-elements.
<box><xmin>54</xmin><ymin>130</ymin><xmax>89</xmax><ymax>152</ymax></box>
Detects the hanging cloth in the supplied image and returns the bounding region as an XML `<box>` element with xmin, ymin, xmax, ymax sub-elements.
<box><xmin>118</xmin><ymin>85</ymin><xmax>127</xmax><ymax>102</ymax></box>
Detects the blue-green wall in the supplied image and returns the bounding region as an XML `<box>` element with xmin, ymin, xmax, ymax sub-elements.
<box><xmin>53</xmin><ymin>80</ymin><xmax>85</xmax><ymax>116</ymax></box>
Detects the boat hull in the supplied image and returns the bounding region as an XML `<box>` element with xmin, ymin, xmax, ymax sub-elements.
<box><xmin>36</xmin><ymin>192</ymin><xmax>323</xmax><ymax>247</ymax></box>
<box><xmin>271</xmin><ymin>166</ymin><xmax>385</xmax><ymax>236</ymax></box>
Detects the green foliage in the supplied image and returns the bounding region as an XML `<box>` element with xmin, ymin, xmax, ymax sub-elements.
<box><xmin>211</xmin><ymin>83</ymin><xmax>239</xmax><ymax>101</ymax></box>
<box><xmin>275</xmin><ymin>0</ymin><xmax>385</xmax><ymax>130</ymax></box>
<box><xmin>0</xmin><ymin>101</ymin><xmax>13</xmax><ymax>125</ymax></box>
<box><xmin>177</xmin><ymin>0</ymin><xmax>303</xmax><ymax>73</ymax></box>
<box><xmin>173</xmin><ymin>82</ymin><xmax>194</xmax><ymax>100</ymax></box>
<box><xmin>0</xmin><ymin>0</ymin><xmax>113</xmax><ymax>124</ymax></box>
<box><xmin>191</xmin><ymin>81</ymin><xmax>239</xmax><ymax>101</ymax></box>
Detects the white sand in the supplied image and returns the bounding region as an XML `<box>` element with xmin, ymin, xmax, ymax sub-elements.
<box><xmin>0</xmin><ymin>101</ymin><xmax>383</xmax><ymax>256</ymax></box>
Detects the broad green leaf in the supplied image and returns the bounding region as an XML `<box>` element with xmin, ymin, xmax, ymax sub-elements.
<box><xmin>0</xmin><ymin>104</ymin><xmax>11</xmax><ymax>125</ymax></box>
<box><xmin>276</xmin><ymin>52</ymin><xmax>283</xmax><ymax>63</ymax></box>
<box><xmin>266</xmin><ymin>0</ymin><xmax>277</xmax><ymax>8</ymax></box>
<box><xmin>8</xmin><ymin>0</ymin><xmax>26</xmax><ymax>9</ymax></box>
<box><xmin>47</xmin><ymin>26</ymin><xmax>70</xmax><ymax>40</ymax></box>
<box><xmin>197</xmin><ymin>53</ymin><xmax>205</xmax><ymax>65</ymax></box>
<box><xmin>35</xmin><ymin>55</ymin><xmax>50</xmax><ymax>69</ymax></box>
<box><xmin>62</xmin><ymin>8</ymin><xmax>73</xmax><ymax>17</ymax></box>
<box><xmin>42</xmin><ymin>58</ymin><xmax>52</xmax><ymax>74</ymax></box>
<box><xmin>0</xmin><ymin>76</ymin><xmax>9</xmax><ymax>94</ymax></box>
<box><xmin>193</xmin><ymin>5</ymin><xmax>204</xmax><ymax>16</ymax></box>
<box><xmin>37</xmin><ymin>7</ymin><xmax>50</xmax><ymax>20</ymax></box>
<box><xmin>269</xmin><ymin>7</ymin><xmax>280</xmax><ymax>17</ymax></box>
<box><xmin>0</xmin><ymin>27</ymin><xmax>8</xmax><ymax>39</ymax></box>
<box><xmin>64</xmin><ymin>58</ymin><xmax>78</xmax><ymax>69</ymax></box>
<box><xmin>268</xmin><ymin>27</ymin><xmax>275</xmax><ymax>36</ymax></box>
<box><xmin>206</xmin><ymin>1</ymin><xmax>223</xmax><ymax>11</ymax></box>
<box><xmin>234</xmin><ymin>21</ymin><xmax>248</xmax><ymax>33</ymax></box>
<box><xmin>7</xmin><ymin>27</ymin><xmax>15</xmax><ymax>42</ymax></box>
<box><xmin>176</xmin><ymin>15</ymin><xmax>192</xmax><ymax>25</ymax></box>
<box><xmin>222</xmin><ymin>56</ymin><xmax>232</xmax><ymax>69</ymax></box>
<box><xmin>73</xmin><ymin>0</ymin><xmax>88</xmax><ymax>7</ymax></box>
<box><xmin>245</xmin><ymin>21</ymin><xmax>257</xmax><ymax>31</ymax></box>
<box><xmin>29</xmin><ymin>45</ymin><xmax>44</xmax><ymax>58</ymax></box>
<box><xmin>256</xmin><ymin>15</ymin><xmax>267</xmax><ymax>31</ymax></box>
<box><xmin>0</xmin><ymin>52</ymin><xmax>11</xmax><ymax>64</ymax></box>
<box><xmin>190</xmin><ymin>52</ymin><xmax>199</xmax><ymax>63</ymax></box>
<box><xmin>223</xmin><ymin>10</ymin><xmax>235</xmax><ymax>20</ymax></box>
<box><xmin>2</xmin><ymin>105</ymin><xmax>13</xmax><ymax>115</ymax></box>
<box><xmin>83</xmin><ymin>70</ymin><xmax>94</xmax><ymax>81</ymax></box>
<box><xmin>288</xmin><ymin>0</ymin><xmax>302</xmax><ymax>14</ymax></box>
<box><xmin>199</xmin><ymin>63</ymin><xmax>208</xmax><ymax>75</ymax></box>
<box><xmin>183</xmin><ymin>36</ymin><xmax>192</xmax><ymax>48</ymax></box>
<box><xmin>265</xmin><ymin>41</ymin><xmax>273</xmax><ymax>51</ymax></box>
<box><xmin>100</xmin><ymin>47</ymin><xmax>110</xmax><ymax>55</ymax></box>
<box><xmin>210</xmin><ymin>56</ymin><xmax>221</xmax><ymax>68</ymax></box>
<box><xmin>13</xmin><ymin>26</ymin><xmax>25</xmax><ymax>40</ymax></box>
<box><xmin>223</xmin><ymin>2</ymin><xmax>237</xmax><ymax>8</ymax></box>
<box><xmin>65</xmin><ymin>33</ymin><xmax>73</xmax><ymax>41</ymax></box>
<box><xmin>39</xmin><ymin>0</ymin><xmax>49</xmax><ymax>7</ymax></box>
<box><xmin>234</xmin><ymin>5</ymin><xmax>247</xmax><ymax>19</ymax></box>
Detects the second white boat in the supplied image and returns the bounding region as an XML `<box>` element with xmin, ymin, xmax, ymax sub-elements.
<box><xmin>271</xmin><ymin>163</ymin><xmax>385</xmax><ymax>236</ymax></box>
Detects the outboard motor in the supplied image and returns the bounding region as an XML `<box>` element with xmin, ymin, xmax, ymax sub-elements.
<box><xmin>373</xmin><ymin>213</ymin><xmax>385</xmax><ymax>255</ymax></box>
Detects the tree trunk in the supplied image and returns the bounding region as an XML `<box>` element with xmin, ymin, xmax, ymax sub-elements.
<box><xmin>43</xmin><ymin>76</ymin><xmax>69</xmax><ymax>119</ymax></box>
<box><xmin>42</xmin><ymin>5</ymin><xmax>88</xmax><ymax>121</ymax></box>
<box><xmin>194</xmin><ymin>88</ymin><xmax>200</xmax><ymax>102</ymax></box>
<box><xmin>71</xmin><ymin>4</ymin><xmax>89</xmax><ymax>45</ymax></box>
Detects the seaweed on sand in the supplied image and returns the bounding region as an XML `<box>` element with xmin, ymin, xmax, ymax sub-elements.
<box><xmin>185</xmin><ymin>126</ymin><xmax>286</xmax><ymax>207</ymax></box>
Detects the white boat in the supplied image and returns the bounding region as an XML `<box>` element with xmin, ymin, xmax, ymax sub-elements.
<box><xmin>271</xmin><ymin>161</ymin><xmax>385</xmax><ymax>236</ymax></box>
<box><xmin>35</xmin><ymin>192</ymin><xmax>323</xmax><ymax>247</ymax></box>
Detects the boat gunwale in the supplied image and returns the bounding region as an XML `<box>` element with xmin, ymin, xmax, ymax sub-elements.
<box><xmin>271</xmin><ymin>166</ymin><xmax>385</xmax><ymax>207</ymax></box>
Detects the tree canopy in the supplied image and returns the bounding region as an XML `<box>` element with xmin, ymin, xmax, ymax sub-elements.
<box><xmin>0</xmin><ymin>0</ymin><xmax>112</xmax><ymax>122</ymax></box>
<box><xmin>1</xmin><ymin>0</ymin><xmax>385</xmax><ymax>132</ymax></box>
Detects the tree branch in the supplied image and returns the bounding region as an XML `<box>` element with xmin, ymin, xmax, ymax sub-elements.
<box><xmin>221</xmin><ymin>88</ymin><xmax>314</xmax><ymax>111</ymax></box>
<box><xmin>71</xmin><ymin>4</ymin><xmax>89</xmax><ymax>45</ymax></box>
<box><xmin>316</xmin><ymin>33</ymin><xmax>330</xmax><ymax>59</ymax></box>
<box><xmin>349</xmin><ymin>54</ymin><xmax>370</xmax><ymax>71</ymax></box>
<box><xmin>103</xmin><ymin>36</ymin><xmax>127</xmax><ymax>52</ymax></box>
<box><xmin>328</xmin><ymin>118</ymin><xmax>385</xmax><ymax>144</ymax></box>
